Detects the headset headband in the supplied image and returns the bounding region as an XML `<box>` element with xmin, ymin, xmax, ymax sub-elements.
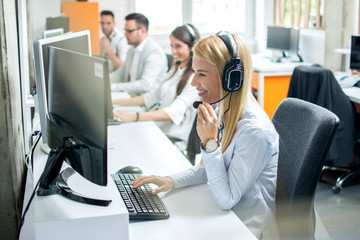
<box><xmin>216</xmin><ymin>31</ymin><xmax>238</xmax><ymax>59</ymax></box>
<box><xmin>184</xmin><ymin>24</ymin><xmax>196</xmax><ymax>42</ymax></box>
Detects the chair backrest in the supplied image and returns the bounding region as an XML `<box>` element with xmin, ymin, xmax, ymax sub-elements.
<box><xmin>272</xmin><ymin>98</ymin><xmax>339</xmax><ymax>239</ymax></box>
<box><xmin>287</xmin><ymin>65</ymin><xmax>355</xmax><ymax>167</ymax></box>
<box><xmin>166</xmin><ymin>53</ymin><xmax>174</xmax><ymax>72</ymax></box>
<box><xmin>186</xmin><ymin>114</ymin><xmax>201</xmax><ymax>165</ymax></box>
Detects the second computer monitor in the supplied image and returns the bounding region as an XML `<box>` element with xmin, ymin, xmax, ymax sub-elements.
<box><xmin>267</xmin><ymin>25</ymin><xmax>300</xmax><ymax>58</ymax></box>
<box><xmin>33</xmin><ymin>30</ymin><xmax>91</xmax><ymax>148</ymax></box>
<box><xmin>350</xmin><ymin>35</ymin><xmax>360</xmax><ymax>71</ymax></box>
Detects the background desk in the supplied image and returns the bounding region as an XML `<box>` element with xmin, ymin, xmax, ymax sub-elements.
<box><xmin>22</xmin><ymin>97</ymin><xmax>256</xmax><ymax>240</ymax></box>
<box><xmin>252</xmin><ymin>54</ymin><xmax>307</xmax><ymax>119</ymax></box>
<box><xmin>342</xmin><ymin>87</ymin><xmax>360</xmax><ymax>104</ymax></box>
<box><xmin>343</xmin><ymin>86</ymin><xmax>360</xmax><ymax>117</ymax></box>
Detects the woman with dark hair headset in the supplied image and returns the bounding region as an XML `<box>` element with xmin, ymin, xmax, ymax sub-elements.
<box><xmin>112</xmin><ymin>24</ymin><xmax>200</xmax><ymax>151</ymax></box>
<box><xmin>131</xmin><ymin>32</ymin><xmax>279</xmax><ymax>238</ymax></box>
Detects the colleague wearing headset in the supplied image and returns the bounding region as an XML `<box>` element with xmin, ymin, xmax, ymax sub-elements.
<box><xmin>112</xmin><ymin>24</ymin><xmax>200</xmax><ymax>152</ymax></box>
<box><xmin>131</xmin><ymin>32</ymin><xmax>279</xmax><ymax>239</ymax></box>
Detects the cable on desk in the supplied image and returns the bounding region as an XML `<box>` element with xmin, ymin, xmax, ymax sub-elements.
<box><xmin>25</xmin><ymin>131</ymin><xmax>42</xmax><ymax>177</ymax></box>
<box><xmin>18</xmin><ymin>131</ymin><xmax>42</xmax><ymax>240</ymax></box>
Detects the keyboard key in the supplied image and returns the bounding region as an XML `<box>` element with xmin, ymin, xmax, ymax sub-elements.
<box><xmin>111</xmin><ymin>173</ymin><xmax>170</xmax><ymax>220</ymax></box>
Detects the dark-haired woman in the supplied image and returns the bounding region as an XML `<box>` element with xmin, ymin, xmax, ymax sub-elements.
<box><xmin>113</xmin><ymin>24</ymin><xmax>200</xmax><ymax>151</ymax></box>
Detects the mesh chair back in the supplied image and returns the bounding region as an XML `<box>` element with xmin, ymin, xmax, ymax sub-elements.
<box><xmin>272</xmin><ymin>97</ymin><xmax>339</xmax><ymax>239</ymax></box>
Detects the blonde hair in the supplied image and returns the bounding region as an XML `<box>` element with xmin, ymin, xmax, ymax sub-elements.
<box><xmin>193</xmin><ymin>34</ymin><xmax>253</xmax><ymax>161</ymax></box>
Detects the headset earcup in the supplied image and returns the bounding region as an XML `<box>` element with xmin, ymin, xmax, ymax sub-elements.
<box><xmin>222</xmin><ymin>62</ymin><xmax>244</xmax><ymax>92</ymax></box>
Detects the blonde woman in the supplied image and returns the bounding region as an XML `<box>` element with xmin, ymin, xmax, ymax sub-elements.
<box><xmin>132</xmin><ymin>32</ymin><xmax>279</xmax><ymax>238</ymax></box>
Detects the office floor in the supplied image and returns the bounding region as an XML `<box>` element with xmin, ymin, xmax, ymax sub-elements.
<box><xmin>193</xmin><ymin>155</ymin><xmax>360</xmax><ymax>239</ymax></box>
<box><xmin>314</xmin><ymin>182</ymin><xmax>360</xmax><ymax>240</ymax></box>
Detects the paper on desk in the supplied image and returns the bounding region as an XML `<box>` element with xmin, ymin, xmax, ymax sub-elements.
<box><xmin>336</xmin><ymin>74</ymin><xmax>359</xmax><ymax>88</ymax></box>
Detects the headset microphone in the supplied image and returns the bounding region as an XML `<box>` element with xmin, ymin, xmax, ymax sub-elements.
<box><xmin>193</xmin><ymin>92</ymin><xmax>231</xmax><ymax>109</ymax></box>
<box><xmin>175</xmin><ymin>56</ymin><xmax>191</xmax><ymax>65</ymax></box>
<box><xmin>192</xmin><ymin>101</ymin><xmax>202</xmax><ymax>109</ymax></box>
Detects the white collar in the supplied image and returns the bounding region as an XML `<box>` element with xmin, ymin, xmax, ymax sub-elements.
<box><xmin>108</xmin><ymin>29</ymin><xmax>119</xmax><ymax>41</ymax></box>
<box><xmin>135</xmin><ymin>37</ymin><xmax>149</xmax><ymax>52</ymax></box>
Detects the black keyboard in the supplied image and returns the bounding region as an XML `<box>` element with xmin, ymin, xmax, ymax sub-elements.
<box><xmin>111</xmin><ymin>173</ymin><xmax>170</xmax><ymax>220</ymax></box>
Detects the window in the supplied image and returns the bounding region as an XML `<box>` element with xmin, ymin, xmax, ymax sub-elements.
<box><xmin>275</xmin><ymin>0</ymin><xmax>325</xmax><ymax>29</ymax></box>
<box><xmin>135</xmin><ymin>0</ymin><xmax>182</xmax><ymax>34</ymax></box>
<box><xmin>135</xmin><ymin>0</ymin><xmax>246</xmax><ymax>35</ymax></box>
<box><xmin>192</xmin><ymin>0</ymin><xmax>246</xmax><ymax>33</ymax></box>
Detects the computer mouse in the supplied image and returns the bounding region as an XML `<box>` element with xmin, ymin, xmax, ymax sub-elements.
<box><xmin>116</xmin><ymin>165</ymin><xmax>143</xmax><ymax>174</ymax></box>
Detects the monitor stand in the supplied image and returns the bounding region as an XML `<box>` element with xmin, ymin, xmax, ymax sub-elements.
<box><xmin>37</xmin><ymin>147</ymin><xmax>112</xmax><ymax>207</ymax></box>
<box><xmin>297</xmin><ymin>53</ymin><xmax>304</xmax><ymax>62</ymax></box>
<box><xmin>56</xmin><ymin>168</ymin><xmax>112</xmax><ymax>206</ymax></box>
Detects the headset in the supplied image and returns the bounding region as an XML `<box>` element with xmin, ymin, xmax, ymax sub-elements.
<box><xmin>216</xmin><ymin>31</ymin><xmax>244</xmax><ymax>92</ymax></box>
<box><xmin>184</xmin><ymin>24</ymin><xmax>197</xmax><ymax>42</ymax></box>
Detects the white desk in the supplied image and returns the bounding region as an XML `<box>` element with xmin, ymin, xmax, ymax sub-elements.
<box><xmin>342</xmin><ymin>87</ymin><xmax>360</xmax><ymax>104</ymax></box>
<box><xmin>109</xmin><ymin>122</ymin><xmax>256</xmax><ymax>240</ymax></box>
<box><xmin>21</xmin><ymin>103</ymin><xmax>256</xmax><ymax>240</ymax></box>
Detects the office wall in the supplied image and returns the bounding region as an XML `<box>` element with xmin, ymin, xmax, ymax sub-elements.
<box><xmin>30</xmin><ymin>1</ymin><xmax>358</xmax><ymax>70</ymax></box>
<box><xmin>325</xmin><ymin>0</ymin><xmax>344</xmax><ymax>71</ymax></box>
<box><xmin>31</xmin><ymin>0</ymin><xmax>61</xmax><ymax>40</ymax></box>
<box><xmin>0</xmin><ymin>0</ymin><xmax>26</xmax><ymax>239</ymax></box>
<box><xmin>324</xmin><ymin>0</ymin><xmax>356</xmax><ymax>71</ymax></box>
<box><xmin>88</xmin><ymin>0</ymin><xmax>130</xmax><ymax>40</ymax></box>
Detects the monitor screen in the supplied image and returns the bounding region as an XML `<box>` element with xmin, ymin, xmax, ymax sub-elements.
<box><xmin>47</xmin><ymin>46</ymin><xmax>108</xmax><ymax>186</ymax></box>
<box><xmin>350</xmin><ymin>35</ymin><xmax>360</xmax><ymax>71</ymax></box>
<box><xmin>266</xmin><ymin>26</ymin><xmax>299</xmax><ymax>55</ymax></box>
<box><xmin>33</xmin><ymin>30</ymin><xmax>91</xmax><ymax>148</ymax></box>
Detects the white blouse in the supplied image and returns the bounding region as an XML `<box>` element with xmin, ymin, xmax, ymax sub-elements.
<box><xmin>143</xmin><ymin>68</ymin><xmax>198</xmax><ymax>148</ymax></box>
<box><xmin>170</xmin><ymin>99</ymin><xmax>279</xmax><ymax>238</ymax></box>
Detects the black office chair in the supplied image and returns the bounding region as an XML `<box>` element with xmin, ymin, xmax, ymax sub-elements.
<box><xmin>272</xmin><ymin>98</ymin><xmax>339</xmax><ymax>239</ymax></box>
<box><xmin>185</xmin><ymin>114</ymin><xmax>201</xmax><ymax>165</ymax></box>
<box><xmin>166</xmin><ymin>53</ymin><xmax>174</xmax><ymax>72</ymax></box>
<box><xmin>288</xmin><ymin>65</ymin><xmax>358</xmax><ymax>193</ymax></box>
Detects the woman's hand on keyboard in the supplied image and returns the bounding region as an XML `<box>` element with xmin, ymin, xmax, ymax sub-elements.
<box><xmin>113</xmin><ymin>110</ymin><xmax>137</xmax><ymax>122</ymax></box>
<box><xmin>131</xmin><ymin>175</ymin><xmax>174</xmax><ymax>194</ymax></box>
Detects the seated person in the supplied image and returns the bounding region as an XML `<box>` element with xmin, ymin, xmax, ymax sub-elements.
<box><xmin>110</xmin><ymin>13</ymin><xmax>168</xmax><ymax>96</ymax></box>
<box><xmin>113</xmin><ymin>24</ymin><xmax>200</xmax><ymax>152</ymax></box>
<box><xmin>131</xmin><ymin>32</ymin><xmax>279</xmax><ymax>239</ymax></box>
<box><xmin>99</xmin><ymin>10</ymin><xmax>129</xmax><ymax>72</ymax></box>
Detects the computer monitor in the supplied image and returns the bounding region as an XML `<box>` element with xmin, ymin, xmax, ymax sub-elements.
<box><xmin>266</xmin><ymin>26</ymin><xmax>301</xmax><ymax>61</ymax></box>
<box><xmin>37</xmin><ymin>46</ymin><xmax>110</xmax><ymax>206</ymax></box>
<box><xmin>33</xmin><ymin>30</ymin><xmax>91</xmax><ymax>151</ymax></box>
<box><xmin>350</xmin><ymin>35</ymin><xmax>360</xmax><ymax>71</ymax></box>
<box><xmin>42</xmin><ymin>28</ymin><xmax>64</xmax><ymax>38</ymax></box>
